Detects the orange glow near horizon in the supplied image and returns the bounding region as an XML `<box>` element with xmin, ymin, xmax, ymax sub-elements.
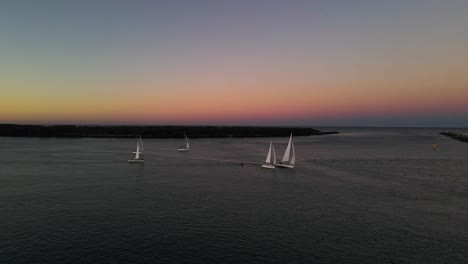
<box><xmin>2</xmin><ymin>75</ymin><xmax>468</xmax><ymax>125</ymax></box>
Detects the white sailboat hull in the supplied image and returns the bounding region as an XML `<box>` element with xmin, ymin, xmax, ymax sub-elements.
<box><xmin>276</xmin><ymin>163</ymin><xmax>294</xmax><ymax>168</ymax></box>
<box><xmin>177</xmin><ymin>148</ymin><xmax>190</xmax><ymax>152</ymax></box>
<box><xmin>261</xmin><ymin>163</ymin><xmax>275</xmax><ymax>169</ymax></box>
<box><xmin>128</xmin><ymin>159</ymin><xmax>144</xmax><ymax>163</ymax></box>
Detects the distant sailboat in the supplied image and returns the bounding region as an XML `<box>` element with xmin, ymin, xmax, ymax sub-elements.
<box><xmin>277</xmin><ymin>133</ymin><xmax>295</xmax><ymax>168</ymax></box>
<box><xmin>128</xmin><ymin>137</ymin><xmax>144</xmax><ymax>163</ymax></box>
<box><xmin>178</xmin><ymin>133</ymin><xmax>190</xmax><ymax>151</ymax></box>
<box><xmin>261</xmin><ymin>141</ymin><xmax>276</xmax><ymax>169</ymax></box>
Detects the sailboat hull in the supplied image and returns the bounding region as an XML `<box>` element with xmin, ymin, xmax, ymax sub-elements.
<box><xmin>261</xmin><ymin>164</ymin><xmax>275</xmax><ymax>169</ymax></box>
<box><xmin>276</xmin><ymin>163</ymin><xmax>294</xmax><ymax>168</ymax></box>
<box><xmin>177</xmin><ymin>148</ymin><xmax>190</xmax><ymax>152</ymax></box>
<box><xmin>128</xmin><ymin>159</ymin><xmax>144</xmax><ymax>163</ymax></box>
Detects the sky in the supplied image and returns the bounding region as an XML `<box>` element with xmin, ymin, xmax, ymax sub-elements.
<box><xmin>1</xmin><ymin>0</ymin><xmax>467</xmax><ymax>127</ymax></box>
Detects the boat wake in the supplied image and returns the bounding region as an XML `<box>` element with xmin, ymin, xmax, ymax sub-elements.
<box><xmin>154</xmin><ymin>154</ymin><xmax>259</xmax><ymax>166</ymax></box>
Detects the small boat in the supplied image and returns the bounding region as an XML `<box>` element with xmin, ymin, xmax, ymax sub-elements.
<box><xmin>128</xmin><ymin>137</ymin><xmax>144</xmax><ymax>163</ymax></box>
<box><xmin>261</xmin><ymin>141</ymin><xmax>276</xmax><ymax>169</ymax></box>
<box><xmin>277</xmin><ymin>133</ymin><xmax>295</xmax><ymax>168</ymax></box>
<box><xmin>177</xmin><ymin>133</ymin><xmax>190</xmax><ymax>151</ymax></box>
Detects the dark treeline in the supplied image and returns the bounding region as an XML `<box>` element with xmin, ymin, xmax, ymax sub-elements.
<box><xmin>0</xmin><ymin>124</ymin><xmax>338</xmax><ymax>138</ymax></box>
<box><xmin>440</xmin><ymin>131</ymin><xmax>468</xmax><ymax>143</ymax></box>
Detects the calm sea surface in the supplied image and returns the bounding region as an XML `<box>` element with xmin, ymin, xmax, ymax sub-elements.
<box><xmin>1</xmin><ymin>128</ymin><xmax>467</xmax><ymax>263</ymax></box>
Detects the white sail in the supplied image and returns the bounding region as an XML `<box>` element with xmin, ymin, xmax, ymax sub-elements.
<box><xmin>272</xmin><ymin>142</ymin><xmax>276</xmax><ymax>164</ymax></box>
<box><xmin>135</xmin><ymin>142</ymin><xmax>140</xmax><ymax>159</ymax></box>
<box><xmin>276</xmin><ymin>133</ymin><xmax>294</xmax><ymax>168</ymax></box>
<box><xmin>132</xmin><ymin>141</ymin><xmax>141</xmax><ymax>159</ymax></box>
<box><xmin>261</xmin><ymin>141</ymin><xmax>276</xmax><ymax>169</ymax></box>
<box><xmin>290</xmin><ymin>142</ymin><xmax>295</xmax><ymax>165</ymax></box>
<box><xmin>282</xmin><ymin>133</ymin><xmax>292</xmax><ymax>162</ymax></box>
<box><xmin>185</xmin><ymin>135</ymin><xmax>190</xmax><ymax>149</ymax></box>
<box><xmin>265</xmin><ymin>141</ymin><xmax>272</xmax><ymax>163</ymax></box>
<box><xmin>139</xmin><ymin>137</ymin><xmax>144</xmax><ymax>152</ymax></box>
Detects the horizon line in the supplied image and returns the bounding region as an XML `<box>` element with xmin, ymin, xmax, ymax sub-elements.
<box><xmin>1</xmin><ymin>123</ymin><xmax>467</xmax><ymax>129</ymax></box>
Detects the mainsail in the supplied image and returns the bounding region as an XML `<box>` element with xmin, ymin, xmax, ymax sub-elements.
<box><xmin>265</xmin><ymin>141</ymin><xmax>273</xmax><ymax>163</ymax></box>
<box><xmin>282</xmin><ymin>133</ymin><xmax>293</xmax><ymax>163</ymax></box>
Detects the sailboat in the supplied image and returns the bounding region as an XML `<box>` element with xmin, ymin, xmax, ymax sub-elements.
<box><xmin>261</xmin><ymin>141</ymin><xmax>276</xmax><ymax>169</ymax></box>
<box><xmin>276</xmin><ymin>133</ymin><xmax>295</xmax><ymax>168</ymax></box>
<box><xmin>177</xmin><ymin>133</ymin><xmax>190</xmax><ymax>151</ymax></box>
<box><xmin>128</xmin><ymin>137</ymin><xmax>144</xmax><ymax>163</ymax></box>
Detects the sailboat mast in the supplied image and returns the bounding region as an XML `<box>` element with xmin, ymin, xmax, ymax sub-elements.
<box><xmin>272</xmin><ymin>143</ymin><xmax>276</xmax><ymax>164</ymax></box>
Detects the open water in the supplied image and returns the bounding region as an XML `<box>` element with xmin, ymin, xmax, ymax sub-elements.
<box><xmin>1</xmin><ymin>128</ymin><xmax>467</xmax><ymax>263</ymax></box>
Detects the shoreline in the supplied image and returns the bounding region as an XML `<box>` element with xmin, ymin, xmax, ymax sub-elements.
<box><xmin>0</xmin><ymin>124</ymin><xmax>339</xmax><ymax>138</ymax></box>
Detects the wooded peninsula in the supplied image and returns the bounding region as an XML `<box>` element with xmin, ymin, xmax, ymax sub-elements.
<box><xmin>0</xmin><ymin>124</ymin><xmax>338</xmax><ymax>138</ymax></box>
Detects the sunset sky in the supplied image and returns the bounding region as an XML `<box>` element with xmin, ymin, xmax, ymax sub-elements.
<box><xmin>1</xmin><ymin>0</ymin><xmax>467</xmax><ymax>126</ymax></box>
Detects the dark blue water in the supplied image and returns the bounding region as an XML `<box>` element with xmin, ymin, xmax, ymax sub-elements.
<box><xmin>1</xmin><ymin>128</ymin><xmax>467</xmax><ymax>263</ymax></box>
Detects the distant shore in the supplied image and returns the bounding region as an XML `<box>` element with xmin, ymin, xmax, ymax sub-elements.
<box><xmin>0</xmin><ymin>124</ymin><xmax>339</xmax><ymax>138</ymax></box>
